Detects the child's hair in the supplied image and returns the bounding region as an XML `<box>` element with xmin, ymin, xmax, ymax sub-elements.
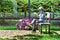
<box><xmin>33</xmin><ymin>13</ymin><xmax>38</xmax><ymax>17</ymax></box>
<box><xmin>38</xmin><ymin>6</ymin><xmax>44</xmax><ymax>11</ymax></box>
<box><xmin>45</xmin><ymin>13</ymin><xmax>47</xmax><ymax>15</ymax></box>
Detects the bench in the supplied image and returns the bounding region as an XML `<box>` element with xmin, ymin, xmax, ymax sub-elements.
<box><xmin>38</xmin><ymin>22</ymin><xmax>50</xmax><ymax>34</ymax></box>
<box><xmin>37</xmin><ymin>12</ymin><xmax>51</xmax><ymax>34</ymax></box>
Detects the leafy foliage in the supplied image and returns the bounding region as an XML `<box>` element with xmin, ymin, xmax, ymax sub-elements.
<box><xmin>0</xmin><ymin>0</ymin><xmax>60</xmax><ymax>18</ymax></box>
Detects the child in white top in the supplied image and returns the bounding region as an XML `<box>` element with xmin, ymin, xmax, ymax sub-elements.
<box><xmin>46</xmin><ymin>12</ymin><xmax>51</xmax><ymax>23</ymax></box>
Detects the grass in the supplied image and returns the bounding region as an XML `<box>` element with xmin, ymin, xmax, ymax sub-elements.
<box><xmin>50</xmin><ymin>25</ymin><xmax>60</xmax><ymax>31</ymax></box>
<box><xmin>22</xmin><ymin>34</ymin><xmax>60</xmax><ymax>40</ymax></box>
<box><xmin>42</xmin><ymin>25</ymin><xmax>60</xmax><ymax>31</ymax></box>
<box><xmin>0</xmin><ymin>25</ymin><xmax>60</xmax><ymax>40</ymax></box>
<box><xmin>0</xmin><ymin>25</ymin><xmax>60</xmax><ymax>31</ymax></box>
<box><xmin>0</xmin><ymin>25</ymin><xmax>17</xmax><ymax>30</ymax></box>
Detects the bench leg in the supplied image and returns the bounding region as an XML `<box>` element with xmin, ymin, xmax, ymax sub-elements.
<box><xmin>38</xmin><ymin>25</ymin><xmax>42</xmax><ymax>34</ymax></box>
<box><xmin>48</xmin><ymin>25</ymin><xmax>50</xmax><ymax>33</ymax></box>
<box><xmin>38</xmin><ymin>25</ymin><xmax>41</xmax><ymax>33</ymax></box>
<box><xmin>45</xmin><ymin>25</ymin><xmax>47</xmax><ymax>33</ymax></box>
<box><xmin>41</xmin><ymin>25</ymin><xmax>42</xmax><ymax>34</ymax></box>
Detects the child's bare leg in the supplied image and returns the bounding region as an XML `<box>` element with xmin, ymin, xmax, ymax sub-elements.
<box><xmin>26</xmin><ymin>22</ymin><xmax>33</xmax><ymax>27</ymax></box>
<box><xmin>25</xmin><ymin>26</ymin><xmax>30</xmax><ymax>30</ymax></box>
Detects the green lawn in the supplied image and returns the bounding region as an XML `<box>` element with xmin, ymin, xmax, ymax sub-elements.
<box><xmin>19</xmin><ymin>34</ymin><xmax>60</xmax><ymax>40</ymax></box>
<box><xmin>0</xmin><ymin>25</ymin><xmax>60</xmax><ymax>40</ymax></box>
<box><xmin>0</xmin><ymin>25</ymin><xmax>60</xmax><ymax>31</ymax></box>
<box><xmin>0</xmin><ymin>33</ymin><xmax>60</xmax><ymax>40</ymax></box>
<box><xmin>0</xmin><ymin>25</ymin><xmax>17</xmax><ymax>30</ymax></box>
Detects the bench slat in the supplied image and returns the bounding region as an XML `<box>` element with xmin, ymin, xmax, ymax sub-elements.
<box><xmin>38</xmin><ymin>23</ymin><xmax>50</xmax><ymax>25</ymax></box>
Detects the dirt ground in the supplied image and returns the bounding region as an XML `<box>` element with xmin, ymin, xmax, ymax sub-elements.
<box><xmin>0</xmin><ymin>30</ymin><xmax>40</xmax><ymax>39</ymax></box>
<box><xmin>0</xmin><ymin>30</ymin><xmax>60</xmax><ymax>39</ymax></box>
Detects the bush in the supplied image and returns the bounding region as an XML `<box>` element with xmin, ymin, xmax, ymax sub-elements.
<box><xmin>0</xmin><ymin>19</ymin><xmax>18</xmax><ymax>26</ymax></box>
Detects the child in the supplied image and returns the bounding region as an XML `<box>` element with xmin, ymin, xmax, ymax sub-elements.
<box><xmin>31</xmin><ymin>7</ymin><xmax>45</xmax><ymax>32</ymax></box>
<box><xmin>46</xmin><ymin>12</ymin><xmax>51</xmax><ymax>23</ymax></box>
<box><xmin>38</xmin><ymin>6</ymin><xmax>45</xmax><ymax>24</ymax></box>
<box><xmin>30</xmin><ymin>12</ymin><xmax>39</xmax><ymax>32</ymax></box>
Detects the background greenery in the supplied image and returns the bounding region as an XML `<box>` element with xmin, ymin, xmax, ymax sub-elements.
<box><xmin>0</xmin><ymin>0</ymin><xmax>60</xmax><ymax>29</ymax></box>
<box><xmin>0</xmin><ymin>0</ymin><xmax>60</xmax><ymax>18</ymax></box>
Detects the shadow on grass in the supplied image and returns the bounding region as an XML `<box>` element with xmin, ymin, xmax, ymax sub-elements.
<box><xmin>0</xmin><ymin>31</ymin><xmax>60</xmax><ymax>40</ymax></box>
<box><xmin>48</xmin><ymin>31</ymin><xmax>60</xmax><ymax>40</ymax></box>
<box><xmin>11</xmin><ymin>31</ymin><xmax>60</xmax><ymax>40</ymax></box>
<box><xmin>13</xmin><ymin>34</ymin><xmax>43</xmax><ymax>40</ymax></box>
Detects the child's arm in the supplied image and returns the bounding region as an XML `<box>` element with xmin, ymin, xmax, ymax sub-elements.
<box><xmin>31</xmin><ymin>19</ymin><xmax>36</xmax><ymax>24</ymax></box>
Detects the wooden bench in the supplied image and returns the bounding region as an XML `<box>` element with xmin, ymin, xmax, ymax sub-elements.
<box><xmin>38</xmin><ymin>23</ymin><xmax>50</xmax><ymax>34</ymax></box>
<box><xmin>37</xmin><ymin>12</ymin><xmax>51</xmax><ymax>34</ymax></box>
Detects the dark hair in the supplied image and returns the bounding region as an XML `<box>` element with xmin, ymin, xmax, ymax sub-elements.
<box><xmin>39</xmin><ymin>9</ymin><xmax>44</xmax><ymax>11</ymax></box>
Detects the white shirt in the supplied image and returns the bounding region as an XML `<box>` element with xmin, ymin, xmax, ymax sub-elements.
<box><xmin>38</xmin><ymin>13</ymin><xmax>44</xmax><ymax>21</ymax></box>
<box><xmin>46</xmin><ymin>12</ymin><xmax>50</xmax><ymax>18</ymax></box>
